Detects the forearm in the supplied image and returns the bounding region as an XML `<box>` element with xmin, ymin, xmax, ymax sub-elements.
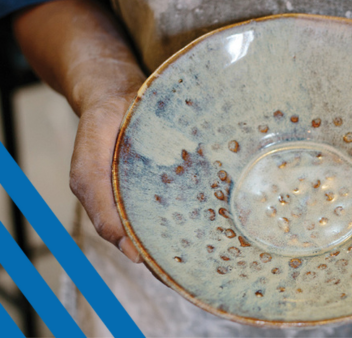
<box><xmin>13</xmin><ymin>0</ymin><xmax>145</xmax><ymax>116</ymax></box>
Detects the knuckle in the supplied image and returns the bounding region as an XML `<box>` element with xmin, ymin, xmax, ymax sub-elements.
<box><xmin>95</xmin><ymin>222</ymin><xmax>113</xmax><ymax>242</ymax></box>
<box><xmin>95</xmin><ymin>221</ymin><xmax>123</xmax><ymax>245</ymax></box>
<box><xmin>95</xmin><ymin>221</ymin><xmax>107</xmax><ymax>238</ymax></box>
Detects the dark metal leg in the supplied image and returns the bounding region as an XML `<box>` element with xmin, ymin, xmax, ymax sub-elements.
<box><xmin>1</xmin><ymin>87</ymin><xmax>37</xmax><ymax>337</ymax></box>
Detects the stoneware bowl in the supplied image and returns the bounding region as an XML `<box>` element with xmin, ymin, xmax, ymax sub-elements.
<box><xmin>113</xmin><ymin>14</ymin><xmax>352</xmax><ymax>327</ymax></box>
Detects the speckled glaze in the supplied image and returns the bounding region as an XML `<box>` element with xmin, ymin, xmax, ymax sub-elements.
<box><xmin>113</xmin><ymin>15</ymin><xmax>352</xmax><ymax>327</ymax></box>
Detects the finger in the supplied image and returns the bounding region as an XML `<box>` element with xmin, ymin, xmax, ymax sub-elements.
<box><xmin>70</xmin><ymin>100</ymin><xmax>142</xmax><ymax>263</ymax></box>
<box><xmin>119</xmin><ymin>237</ymin><xmax>143</xmax><ymax>263</ymax></box>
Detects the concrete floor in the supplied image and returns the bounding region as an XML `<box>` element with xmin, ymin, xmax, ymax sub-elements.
<box><xmin>0</xmin><ymin>82</ymin><xmax>79</xmax><ymax>337</ymax></box>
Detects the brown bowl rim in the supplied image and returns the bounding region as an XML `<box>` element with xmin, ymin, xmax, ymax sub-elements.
<box><xmin>112</xmin><ymin>13</ymin><xmax>352</xmax><ymax>328</ymax></box>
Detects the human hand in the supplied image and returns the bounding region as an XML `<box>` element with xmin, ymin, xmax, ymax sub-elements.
<box><xmin>68</xmin><ymin>60</ymin><xmax>146</xmax><ymax>263</ymax></box>
<box><xmin>13</xmin><ymin>0</ymin><xmax>147</xmax><ymax>263</ymax></box>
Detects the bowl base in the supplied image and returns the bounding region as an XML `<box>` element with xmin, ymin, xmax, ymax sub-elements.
<box><xmin>233</xmin><ymin>141</ymin><xmax>352</xmax><ymax>257</ymax></box>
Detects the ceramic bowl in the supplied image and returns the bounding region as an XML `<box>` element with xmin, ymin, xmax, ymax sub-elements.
<box><xmin>113</xmin><ymin>14</ymin><xmax>352</xmax><ymax>327</ymax></box>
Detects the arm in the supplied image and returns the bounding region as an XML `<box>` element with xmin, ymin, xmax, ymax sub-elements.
<box><xmin>13</xmin><ymin>0</ymin><xmax>146</xmax><ymax>262</ymax></box>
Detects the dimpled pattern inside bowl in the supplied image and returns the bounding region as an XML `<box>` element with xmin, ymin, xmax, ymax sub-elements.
<box><xmin>114</xmin><ymin>15</ymin><xmax>352</xmax><ymax>325</ymax></box>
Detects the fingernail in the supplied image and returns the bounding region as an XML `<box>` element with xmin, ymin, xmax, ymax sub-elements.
<box><xmin>118</xmin><ymin>236</ymin><xmax>125</xmax><ymax>252</ymax></box>
<box><xmin>118</xmin><ymin>236</ymin><xmax>143</xmax><ymax>263</ymax></box>
<box><xmin>134</xmin><ymin>253</ymin><xmax>143</xmax><ymax>264</ymax></box>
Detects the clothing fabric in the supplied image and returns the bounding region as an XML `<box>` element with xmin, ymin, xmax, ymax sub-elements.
<box><xmin>0</xmin><ymin>0</ymin><xmax>51</xmax><ymax>18</ymax></box>
<box><xmin>111</xmin><ymin>0</ymin><xmax>352</xmax><ymax>73</ymax></box>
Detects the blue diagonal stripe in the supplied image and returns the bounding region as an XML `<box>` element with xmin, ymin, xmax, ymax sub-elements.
<box><xmin>0</xmin><ymin>303</ymin><xmax>25</xmax><ymax>338</ymax></box>
<box><xmin>0</xmin><ymin>142</ymin><xmax>144</xmax><ymax>338</ymax></box>
<box><xmin>0</xmin><ymin>221</ymin><xmax>85</xmax><ymax>337</ymax></box>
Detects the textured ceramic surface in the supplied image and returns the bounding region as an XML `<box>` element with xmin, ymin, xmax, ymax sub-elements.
<box><xmin>113</xmin><ymin>15</ymin><xmax>352</xmax><ymax>327</ymax></box>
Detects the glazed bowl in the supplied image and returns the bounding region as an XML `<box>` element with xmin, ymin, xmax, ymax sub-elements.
<box><xmin>113</xmin><ymin>14</ymin><xmax>352</xmax><ymax>327</ymax></box>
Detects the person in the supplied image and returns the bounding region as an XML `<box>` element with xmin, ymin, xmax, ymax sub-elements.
<box><xmin>3</xmin><ymin>0</ymin><xmax>352</xmax><ymax>336</ymax></box>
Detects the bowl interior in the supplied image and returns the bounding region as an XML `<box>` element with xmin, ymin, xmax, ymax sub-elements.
<box><xmin>113</xmin><ymin>15</ymin><xmax>352</xmax><ymax>326</ymax></box>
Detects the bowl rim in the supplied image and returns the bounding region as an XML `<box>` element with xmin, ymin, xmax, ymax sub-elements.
<box><xmin>112</xmin><ymin>13</ymin><xmax>352</xmax><ymax>328</ymax></box>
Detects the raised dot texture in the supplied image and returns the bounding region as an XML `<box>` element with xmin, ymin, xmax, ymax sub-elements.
<box><xmin>260</xmin><ymin>253</ymin><xmax>272</xmax><ymax>263</ymax></box>
<box><xmin>273</xmin><ymin>110</ymin><xmax>284</xmax><ymax>119</ymax></box>
<box><xmin>218</xmin><ymin>170</ymin><xmax>227</xmax><ymax>181</ymax></box>
<box><xmin>255</xmin><ymin>290</ymin><xmax>264</xmax><ymax>297</ymax></box>
<box><xmin>258</xmin><ymin>125</ymin><xmax>269</xmax><ymax>133</ymax></box>
<box><xmin>228</xmin><ymin>247</ymin><xmax>241</xmax><ymax>256</ymax></box>
<box><xmin>225</xmin><ymin>229</ymin><xmax>236</xmax><ymax>238</ymax></box>
<box><xmin>333</xmin><ymin>117</ymin><xmax>343</xmax><ymax>126</ymax></box>
<box><xmin>207</xmin><ymin>245</ymin><xmax>214</xmax><ymax>253</ymax></box>
<box><xmin>343</xmin><ymin>132</ymin><xmax>352</xmax><ymax>143</ymax></box>
<box><xmin>290</xmin><ymin>115</ymin><xmax>299</xmax><ymax>123</ymax></box>
<box><xmin>238</xmin><ymin>236</ymin><xmax>251</xmax><ymax>247</ymax></box>
<box><xmin>217</xmin><ymin>266</ymin><xmax>227</xmax><ymax>275</ymax></box>
<box><xmin>271</xmin><ymin>268</ymin><xmax>281</xmax><ymax>274</ymax></box>
<box><xmin>228</xmin><ymin>140</ymin><xmax>240</xmax><ymax>153</ymax></box>
<box><xmin>312</xmin><ymin>118</ymin><xmax>321</xmax><ymax>128</ymax></box>
<box><xmin>219</xmin><ymin>208</ymin><xmax>230</xmax><ymax>218</ymax></box>
<box><xmin>214</xmin><ymin>190</ymin><xmax>225</xmax><ymax>200</ymax></box>
<box><xmin>289</xmin><ymin>258</ymin><xmax>302</xmax><ymax>269</ymax></box>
